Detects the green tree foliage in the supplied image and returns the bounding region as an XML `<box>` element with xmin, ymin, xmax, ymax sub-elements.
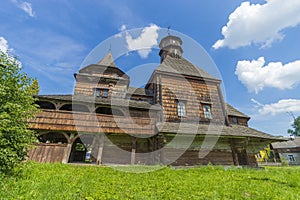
<box><xmin>0</xmin><ymin>51</ymin><xmax>39</xmax><ymax>174</ymax></box>
<box><xmin>288</xmin><ymin>116</ymin><xmax>300</xmax><ymax>136</ymax></box>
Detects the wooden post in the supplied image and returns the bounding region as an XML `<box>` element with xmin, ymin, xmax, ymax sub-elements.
<box><xmin>159</xmin><ymin>134</ymin><xmax>166</xmax><ymax>165</ymax></box>
<box><xmin>131</xmin><ymin>137</ymin><xmax>137</xmax><ymax>165</ymax></box>
<box><xmin>96</xmin><ymin>134</ymin><xmax>105</xmax><ymax>165</ymax></box>
<box><xmin>230</xmin><ymin>140</ymin><xmax>238</xmax><ymax>166</ymax></box>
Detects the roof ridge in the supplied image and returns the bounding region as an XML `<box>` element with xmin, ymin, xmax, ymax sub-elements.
<box><xmin>97</xmin><ymin>52</ymin><xmax>117</xmax><ymax>68</ymax></box>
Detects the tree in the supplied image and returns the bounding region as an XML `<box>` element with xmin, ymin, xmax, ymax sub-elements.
<box><xmin>0</xmin><ymin>51</ymin><xmax>39</xmax><ymax>174</ymax></box>
<box><xmin>288</xmin><ymin>116</ymin><xmax>300</xmax><ymax>136</ymax></box>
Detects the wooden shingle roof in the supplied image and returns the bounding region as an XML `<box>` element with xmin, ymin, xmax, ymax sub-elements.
<box><xmin>30</xmin><ymin>109</ymin><xmax>155</xmax><ymax>135</ymax></box>
<box><xmin>97</xmin><ymin>52</ymin><xmax>117</xmax><ymax>68</ymax></box>
<box><xmin>37</xmin><ymin>95</ymin><xmax>160</xmax><ymax>110</ymax></box>
<box><xmin>272</xmin><ymin>138</ymin><xmax>300</xmax><ymax>149</ymax></box>
<box><xmin>127</xmin><ymin>87</ymin><xmax>153</xmax><ymax>96</ymax></box>
<box><xmin>155</xmin><ymin>56</ymin><xmax>218</xmax><ymax>80</ymax></box>
<box><xmin>226</xmin><ymin>104</ymin><xmax>250</xmax><ymax>119</ymax></box>
<box><xmin>156</xmin><ymin>122</ymin><xmax>282</xmax><ymax>141</ymax></box>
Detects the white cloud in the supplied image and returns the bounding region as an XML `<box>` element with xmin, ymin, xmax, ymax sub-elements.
<box><xmin>0</xmin><ymin>37</ymin><xmax>9</xmax><ymax>53</ymax></box>
<box><xmin>235</xmin><ymin>57</ymin><xmax>300</xmax><ymax>93</ymax></box>
<box><xmin>0</xmin><ymin>36</ymin><xmax>22</xmax><ymax>67</ymax></box>
<box><xmin>125</xmin><ymin>24</ymin><xmax>160</xmax><ymax>58</ymax></box>
<box><xmin>213</xmin><ymin>0</ymin><xmax>300</xmax><ymax>49</ymax></box>
<box><xmin>119</xmin><ymin>24</ymin><xmax>127</xmax><ymax>31</ymax></box>
<box><xmin>253</xmin><ymin>99</ymin><xmax>300</xmax><ymax>115</ymax></box>
<box><xmin>11</xmin><ymin>0</ymin><xmax>35</xmax><ymax>17</ymax></box>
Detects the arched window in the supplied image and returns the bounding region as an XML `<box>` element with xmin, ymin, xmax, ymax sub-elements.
<box><xmin>60</xmin><ymin>104</ymin><xmax>90</xmax><ymax>112</ymax></box>
<box><xmin>36</xmin><ymin>101</ymin><xmax>56</xmax><ymax>109</ymax></box>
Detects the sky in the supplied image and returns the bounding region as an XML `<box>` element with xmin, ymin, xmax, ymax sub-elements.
<box><xmin>1</xmin><ymin>0</ymin><xmax>300</xmax><ymax>136</ymax></box>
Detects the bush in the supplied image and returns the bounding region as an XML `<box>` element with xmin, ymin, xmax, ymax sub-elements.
<box><xmin>0</xmin><ymin>51</ymin><xmax>39</xmax><ymax>174</ymax></box>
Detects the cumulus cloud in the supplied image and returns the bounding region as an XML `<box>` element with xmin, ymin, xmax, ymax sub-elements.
<box><xmin>0</xmin><ymin>37</ymin><xmax>9</xmax><ymax>53</ymax></box>
<box><xmin>213</xmin><ymin>0</ymin><xmax>300</xmax><ymax>49</ymax></box>
<box><xmin>11</xmin><ymin>0</ymin><xmax>35</xmax><ymax>17</ymax></box>
<box><xmin>252</xmin><ymin>99</ymin><xmax>300</xmax><ymax>115</ymax></box>
<box><xmin>235</xmin><ymin>57</ymin><xmax>300</xmax><ymax>93</ymax></box>
<box><xmin>0</xmin><ymin>36</ymin><xmax>22</xmax><ymax>67</ymax></box>
<box><xmin>125</xmin><ymin>24</ymin><xmax>160</xmax><ymax>58</ymax></box>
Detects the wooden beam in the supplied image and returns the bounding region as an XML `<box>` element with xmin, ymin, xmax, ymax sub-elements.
<box><xmin>159</xmin><ymin>134</ymin><xmax>166</xmax><ymax>165</ymax></box>
<box><xmin>131</xmin><ymin>137</ymin><xmax>137</xmax><ymax>165</ymax></box>
<box><xmin>96</xmin><ymin>134</ymin><xmax>105</xmax><ymax>165</ymax></box>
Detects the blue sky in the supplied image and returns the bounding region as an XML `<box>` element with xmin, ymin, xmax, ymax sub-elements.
<box><xmin>1</xmin><ymin>0</ymin><xmax>300</xmax><ymax>136</ymax></box>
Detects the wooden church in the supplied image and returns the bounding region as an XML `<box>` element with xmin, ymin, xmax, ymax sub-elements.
<box><xmin>28</xmin><ymin>34</ymin><xmax>282</xmax><ymax>166</ymax></box>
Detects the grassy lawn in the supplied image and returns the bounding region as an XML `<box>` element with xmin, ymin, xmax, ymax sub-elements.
<box><xmin>1</xmin><ymin>162</ymin><xmax>300</xmax><ymax>200</ymax></box>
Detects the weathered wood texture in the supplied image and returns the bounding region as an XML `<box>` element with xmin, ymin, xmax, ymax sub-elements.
<box><xmin>75</xmin><ymin>80</ymin><xmax>128</xmax><ymax>98</ymax></box>
<box><xmin>28</xmin><ymin>143</ymin><xmax>68</xmax><ymax>163</ymax></box>
<box><xmin>164</xmin><ymin>149</ymin><xmax>234</xmax><ymax>166</ymax></box>
<box><xmin>29</xmin><ymin>109</ymin><xmax>155</xmax><ymax>135</ymax></box>
<box><xmin>156</xmin><ymin>74</ymin><xmax>225</xmax><ymax>124</ymax></box>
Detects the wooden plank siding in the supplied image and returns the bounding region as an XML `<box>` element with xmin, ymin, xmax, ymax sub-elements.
<box><xmin>157</xmin><ymin>74</ymin><xmax>225</xmax><ymax>124</ymax></box>
<box><xmin>28</xmin><ymin>143</ymin><xmax>67</xmax><ymax>163</ymax></box>
<box><xmin>29</xmin><ymin>109</ymin><xmax>156</xmax><ymax>135</ymax></box>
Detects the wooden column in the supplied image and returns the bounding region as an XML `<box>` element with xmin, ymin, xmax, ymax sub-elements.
<box><xmin>131</xmin><ymin>137</ymin><xmax>137</xmax><ymax>165</ymax></box>
<box><xmin>159</xmin><ymin>134</ymin><xmax>166</xmax><ymax>165</ymax></box>
<box><xmin>96</xmin><ymin>134</ymin><xmax>105</xmax><ymax>165</ymax></box>
<box><xmin>230</xmin><ymin>140</ymin><xmax>238</xmax><ymax>166</ymax></box>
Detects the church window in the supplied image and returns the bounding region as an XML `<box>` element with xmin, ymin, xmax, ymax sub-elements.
<box><xmin>94</xmin><ymin>88</ymin><xmax>109</xmax><ymax>98</ymax></box>
<box><xmin>203</xmin><ymin>104</ymin><xmax>212</xmax><ymax>119</ymax></box>
<box><xmin>177</xmin><ymin>101</ymin><xmax>186</xmax><ymax>117</ymax></box>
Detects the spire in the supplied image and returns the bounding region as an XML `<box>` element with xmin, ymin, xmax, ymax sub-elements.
<box><xmin>97</xmin><ymin>51</ymin><xmax>117</xmax><ymax>68</ymax></box>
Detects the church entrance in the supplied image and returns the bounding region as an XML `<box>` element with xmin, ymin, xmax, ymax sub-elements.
<box><xmin>68</xmin><ymin>136</ymin><xmax>94</xmax><ymax>163</ymax></box>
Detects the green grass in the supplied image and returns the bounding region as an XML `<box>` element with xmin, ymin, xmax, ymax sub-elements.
<box><xmin>1</xmin><ymin>162</ymin><xmax>300</xmax><ymax>200</ymax></box>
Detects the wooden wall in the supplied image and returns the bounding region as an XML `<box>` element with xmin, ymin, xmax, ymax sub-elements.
<box><xmin>28</xmin><ymin>143</ymin><xmax>68</xmax><ymax>163</ymax></box>
<box><xmin>74</xmin><ymin>78</ymin><xmax>128</xmax><ymax>98</ymax></box>
<box><xmin>165</xmin><ymin>149</ymin><xmax>234</xmax><ymax>166</ymax></box>
<box><xmin>156</xmin><ymin>74</ymin><xmax>225</xmax><ymax>124</ymax></box>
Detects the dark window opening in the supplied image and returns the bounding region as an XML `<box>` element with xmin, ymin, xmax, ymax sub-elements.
<box><xmin>95</xmin><ymin>107</ymin><xmax>124</xmax><ymax>116</ymax></box>
<box><xmin>38</xmin><ymin>132</ymin><xmax>68</xmax><ymax>144</ymax></box>
<box><xmin>36</xmin><ymin>101</ymin><xmax>56</xmax><ymax>109</ymax></box>
<box><xmin>288</xmin><ymin>155</ymin><xmax>296</xmax><ymax>162</ymax></box>
<box><xmin>232</xmin><ymin>117</ymin><xmax>238</xmax><ymax>124</ymax></box>
<box><xmin>60</xmin><ymin>104</ymin><xmax>90</xmax><ymax>112</ymax></box>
